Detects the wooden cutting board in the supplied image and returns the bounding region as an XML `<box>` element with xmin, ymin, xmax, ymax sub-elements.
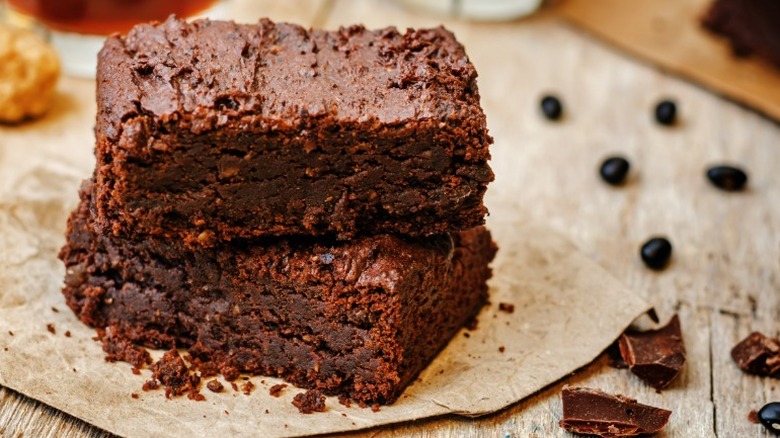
<box><xmin>557</xmin><ymin>0</ymin><xmax>780</xmax><ymax>122</ymax></box>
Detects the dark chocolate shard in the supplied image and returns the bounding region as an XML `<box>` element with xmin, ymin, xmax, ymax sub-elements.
<box><xmin>618</xmin><ymin>314</ymin><xmax>686</xmax><ymax>390</ymax></box>
<box><xmin>731</xmin><ymin>332</ymin><xmax>780</xmax><ymax>377</ymax></box>
<box><xmin>606</xmin><ymin>341</ymin><xmax>629</xmax><ymax>369</ymax></box>
<box><xmin>559</xmin><ymin>387</ymin><xmax>672</xmax><ymax>437</ymax></box>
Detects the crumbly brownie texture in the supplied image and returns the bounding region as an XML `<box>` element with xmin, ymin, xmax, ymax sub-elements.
<box><xmin>94</xmin><ymin>16</ymin><xmax>493</xmax><ymax>245</ymax></box>
<box><xmin>60</xmin><ymin>182</ymin><xmax>496</xmax><ymax>404</ymax></box>
<box><xmin>703</xmin><ymin>0</ymin><xmax>780</xmax><ymax>68</ymax></box>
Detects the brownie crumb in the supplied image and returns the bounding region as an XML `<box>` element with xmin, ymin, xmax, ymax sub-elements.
<box><xmin>265</xmin><ymin>409</ymin><xmax>270</xmax><ymax>414</ymax></box>
<box><xmin>7</xmin><ymin>331</ymin><xmax>13</xmax><ymax>336</ymax></box>
<box><xmin>72</xmin><ymin>368</ymin><xmax>76</xmax><ymax>372</ymax></box>
<box><xmin>46</xmin><ymin>324</ymin><xmax>55</xmax><ymax>334</ymax></box>
<box><xmin>98</xmin><ymin>325</ymin><xmax>152</xmax><ymax>369</ymax></box>
<box><xmin>498</xmin><ymin>302</ymin><xmax>515</xmax><ymax>313</ymax></box>
<box><xmin>64</xmin><ymin>331</ymin><xmax>71</xmax><ymax>337</ymax></box>
<box><xmin>207</xmin><ymin>379</ymin><xmax>224</xmax><ymax>393</ymax></box>
<box><xmin>51</xmin><ymin>307</ymin><xmax>59</xmax><ymax>313</ymax></box>
<box><xmin>221</xmin><ymin>364</ymin><xmax>240</xmax><ymax>381</ymax></box>
<box><xmin>131</xmin><ymin>367</ymin><xmax>141</xmax><ymax>375</ymax></box>
<box><xmin>151</xmin><ymin>349</ymin><xmax>200</xmax><ymax>398</ymax></box>
<box><xmin>224</xmin><ymin>410</ymin><xmax>229</xmax><ymax>415</ymax></box>
<box><xmin>187</xmin><ymin>391</ymin><xmax>206</xmax><ymax>401</ymax></box>
<box><xmin>142</xmin><ymin>380</ymin><xmax>159</xmax><ymax>391</ymax></box>
<box><xmin>230</xmin><ymin>382</ymin><xmax>239</xmax><ymax>392</ymax></box>
<box><xmin>465</xmin><ymin>317</ymin><xmax>479</xmax><ymax>331</ymax></box>
<box><xmin>463</xmin><ymin>332</ymin><xmax>471</xmax><ymax>338</ymax></box>
<box><xmin>371</xmin><ymin>404</ymin><xmax>381</xmax><ymax>412</ymax></box>
<box><xmin>338</xmin><ymin>394</ymin><xmax>352</xmax><ymax>407</ymax></box>
<box><xmin>3</xmin><ymin>348</ymin><xmax>7</xmax><ymax>352</ymax></box>
<box><xmin>499</xmin><ymin>346</ymin><xmax>506</xmax><ymax>353</ymax></box>
<box><xmin>748</xmin><ymin>409</ymin><xmax>760</xmax><ymax>424</ymax></box>
<box><xmin>292</xmin><ymin>389</ymin><xmax>327</xmax><ymax>414</ymax></box>
<box><xmin>131</xmin><ymin>393</ymin><xmax>139</xmax><ymax>399</ymax></box>
<box><xmin>241</xmin><ymin>381</ymin><xmax>255</xmax><ymax>395</ymax></box>
<box><xmin>269</xmin><ymin>383</ymin><xmax>288</xmax><ymax>397</ymax></box>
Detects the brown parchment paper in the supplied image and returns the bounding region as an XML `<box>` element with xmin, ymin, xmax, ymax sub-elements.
<box><xmin>556</xmin><ymin>0</ymin><xmax>780</xmax><ymax>122</ymax></box>
<box><xmin>0</xmin><ymin>79</ymin><xmax>649</xmax><ymax>438</ymax></box>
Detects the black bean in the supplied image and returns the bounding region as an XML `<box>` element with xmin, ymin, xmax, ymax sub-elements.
<box><xmin>654</xmin><ymin>100</ymin><xmax>677</xmax><ymax>125</ymax></box>
<box><xmin>758</xmin><ymin>402</ymin><xmax>780</xmax><ymax>435</ymax></box>
<box><xmin>599</xmin><ymin>156</ymin><xmax>630</xmax><ymax>185</ymax></box>
<box><xmin>706</xmin><ymin>165</ymin><xmax>747</xmax><ymax>191</ymax></box>
<box><xmin>540</xmin><ymin>95</ymin><xmax>563</xmax><ymax>120</ymax></box>
<box><xmin>640</xmin><ymin>237</ymin><xmax>672</xmax><ymax>270</ymax></box>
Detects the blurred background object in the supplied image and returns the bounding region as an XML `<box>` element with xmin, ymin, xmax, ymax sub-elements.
<box><xmin>395</xmin><ymin>0</ymin><xmax>542</xmax><ymax>21</ymax></box>
<box><xmin>2</xmin><ymin>0</ymin><xmax>226</xmax><ymax>77</ymax></box>
<box><xmin>0</xmin><ymin>24</ymin><xmax>60</xmax><ymax>123</ymax></box>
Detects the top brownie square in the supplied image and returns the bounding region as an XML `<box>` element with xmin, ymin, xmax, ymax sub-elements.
<box><xmin>94</xmin><ymin>16</ymin><xmax>493</xmax><ymax>245</ymax></box>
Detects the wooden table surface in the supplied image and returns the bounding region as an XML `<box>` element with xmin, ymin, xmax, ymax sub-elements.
<box><xmin>2</xmin><ymin>0</ymin><xmax>779</xmax><ymax>436</ymax></box>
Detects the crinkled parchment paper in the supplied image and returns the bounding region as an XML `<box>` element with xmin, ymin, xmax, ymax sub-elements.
<box><xmin>557</xmin><ymin>0</ymin><xmax>780</xmax><ymax>122</ymax></box>
<box><xmin>0</xmin><ymin>78</ymin><xmax>649</xmax><ymax>438</ymax></box>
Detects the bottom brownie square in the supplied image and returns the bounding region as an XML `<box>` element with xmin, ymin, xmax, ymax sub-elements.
<box><xmin>59</xmin><ymin>181</ymin><xmax>497</xmax><ymax>404</ymax></box>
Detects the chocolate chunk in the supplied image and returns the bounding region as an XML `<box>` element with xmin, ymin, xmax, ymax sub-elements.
<box><xmin>618</xmin><ymin>314</ymin><xmax>686</xmax><ymax>390</ymax></box>
<box><xmin>731</xmin><ymin>332</ymin><xmax>780</xmax><ymax>377</ymax></box>
<box><xmin>559</xmin><ymin>387</ymin><xmax>672</xmax><ymax>437</ymax></box>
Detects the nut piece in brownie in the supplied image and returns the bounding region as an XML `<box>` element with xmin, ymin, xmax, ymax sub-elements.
<box><xmin>95</xmin><ymin>16</ymin><xmax>493</xmax><ymax>245</ymax></box>
<box><xmin>60</xmin><ymin>181</ymin><xmax>497</xmax><ymax>404</ymax></box>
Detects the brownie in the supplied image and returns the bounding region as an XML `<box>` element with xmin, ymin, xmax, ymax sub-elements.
<box><xmin>60</xmin><ymin>181</ymin><xmax>496</xmax><ymax>404</ymax></box>
<box><xmin>94</xmin><ymin>16</ymin><xmax>493</xmax><ymax>245</ymax></box>
<box><xmin>703</xmin><ymin>0</ymin><xmax>780</xmax><ymax>68</ymax></box>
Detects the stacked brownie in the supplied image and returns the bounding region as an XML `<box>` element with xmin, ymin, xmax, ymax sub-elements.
<box><xmin>59</xmin><ymin>16</ymin><xmax>496</xmax><ymax>404</ymax></box>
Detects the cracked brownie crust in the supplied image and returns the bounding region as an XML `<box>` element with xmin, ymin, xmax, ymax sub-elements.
<box><xmin>60</xmin><ymin>181</ymin><xmax>497</xmax><ymax>404</ymax></box>
<box><xmin>94</xmin><ymin>16</ymin><xmax>493</xmax><ymax>245</ymax></box>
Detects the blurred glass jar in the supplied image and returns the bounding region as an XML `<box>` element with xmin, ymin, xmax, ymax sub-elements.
<box><xmin>395</xmin><ymin>0</ymin><xmax>543</xmax><ymax>21</ymax></box>
<box><xmin>2</xmin><ymin>0</ymin><xmax>225</xmax><ymax>77</ymax></box>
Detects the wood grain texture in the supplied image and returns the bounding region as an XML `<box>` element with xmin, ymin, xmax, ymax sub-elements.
<box><xmin>2</xmin><ymin>0</ymin><xmax>779</xmax><ymax>436</ymax></box>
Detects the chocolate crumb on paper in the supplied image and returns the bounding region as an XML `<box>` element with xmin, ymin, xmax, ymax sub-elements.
<box><xmin>559</xmin><ymin>386</ymin><xmax>671</xmax><ymax>437</ymax></box>
<box><xmin>241</xmin><ymin>381</ymin><xmax>255</xmax><ymax>395</ymax></box>
<box><xmin>150</xmin><ymin>349</ymin><xmax>201</xmax><ymax>399</ymax></box>
<box><xmin>618</xmin><ymin>314</ymin><xmax>686</xmax><ymax>390</ymax></box>
<box><xmin>338</xmin><ymin>394</ymin><xmax>351</xmax><ymax>408</ymax></box>
<box><xmin>731</xmin><ymin>332</ymin><xmax>780</xmax><ymax>377</ymax></box>
<box><xmin>207</xmin><ymin>380</ymin><xmax>224</xmax><ymax>393</ymax></box>
<box><xmin>46</xmin><ymin>323</ymin><xmax>55</xmax><ymax>335</ymax></box>
<box><xmin>292</xmin><ymin>389</ymin><xmax>326</xmax><ymax>414</ymax></box>
<box><xmin>99</xmin><ymin>326</ymin><xmax>152</xmax><ymax>369</ymax></box>
<box><xmin>269</xmin><ymin>384</ymin><xmax>288</xmax><ymax>397</ymax></box>
<box><xmin>498</xmin><ymin>302</ymin><xmax>515</xmax><ymax>314</ymax></box>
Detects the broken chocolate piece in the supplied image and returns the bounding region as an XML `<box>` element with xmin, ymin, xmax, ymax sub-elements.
<box><xmin>560</xmin><ymin>386</ymin><xmax>672</xmax><ymax>437</ymax></box>
<box><xmin>618</xmin><ymin>314</ymin><xmax>686</xmax><ymax>390</ymax></box>
<box><xmin>731</xmin><ymin>332</ymin><xmax>780</xmax><ymax>377</ymax></box>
